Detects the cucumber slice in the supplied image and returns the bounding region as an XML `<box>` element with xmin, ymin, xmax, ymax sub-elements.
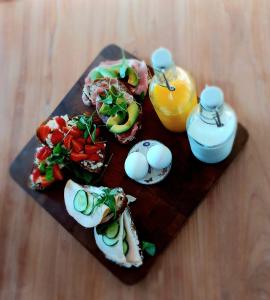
<box><xmin>82</xmin><ymin>197</ymin><xmax>94</xmax><ymax>215</ymax></box>
<box><xmin>74</xmin><ymin>190</ymin><xmax>88</xmax><ymax>212</ymax></box>
<box><xmin>104</xmin><ymin>221</ymin><xmax>120</xmax><ymax>239</ymax></box>
<box><xmin>122</xmin><ymin>228</ymin><xmax>126</xmax><ymax>240</ymax></box>
<box><xmin>123</xmin><ymin>240</ymin><xmax>129</xmax><ymax>255</ymax></box>
<box><xmin>102</xmin><ymin>235</ymin><xmax>118</xmax><ymax>246</ymax></box>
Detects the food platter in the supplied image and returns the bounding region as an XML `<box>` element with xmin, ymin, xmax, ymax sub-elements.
<box><xmin>9</xmin><ymin>44</ymin><xmax>249</xmax><ymax>284</ymax></box>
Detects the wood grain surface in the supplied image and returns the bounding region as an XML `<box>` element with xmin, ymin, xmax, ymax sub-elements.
<box><xmin>0</xmin><ymin>0</ymin><xmax>269</xmax><ymax>299</ymax></box>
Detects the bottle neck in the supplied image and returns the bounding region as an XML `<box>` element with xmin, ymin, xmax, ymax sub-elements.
<box><xmin>199</xmin><ymin>104</ymin><xmax>224</xmax><ymax>127</ymax></box>
<box><xmin>154</xmin><ymin>65</ymin><xmax>177</xmax><ymax>85</ymax></box>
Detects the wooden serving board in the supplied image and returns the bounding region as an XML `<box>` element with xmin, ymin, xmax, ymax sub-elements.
<box><xmin>9</xmin><ymin>44</ymin><xmax>249</xmax><ymax>285</ymax></box>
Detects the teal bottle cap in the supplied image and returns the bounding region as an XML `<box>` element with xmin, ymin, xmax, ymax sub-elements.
<box><xmin>200</xmin><ymin>86</ymin><xmax>224</xmax><ymax>111</ymax></box>
<box><xmin>151</xmin><ymin>48</ymin><xmax>173</xmax><ymax>70</ymax></box>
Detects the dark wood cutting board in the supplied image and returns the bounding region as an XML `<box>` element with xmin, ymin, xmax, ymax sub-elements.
<box><xmin>9</xmin><ymin>44</ymin><xmax>249</xmax><ymax>285</ymax></box>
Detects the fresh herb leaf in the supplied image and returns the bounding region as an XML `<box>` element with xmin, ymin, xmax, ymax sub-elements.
<box><xmin>76</xmin><ymin>121</ymin><xmax>86</xmax><ymax>130</ymax></box>
<box><xmin>83</xmin><ymin>130</ymin><xmax>89</xmax><ymax>139</ymax></box>
<box><xmin>39</xmin><ymin>162</ymin><xmax>46</xmax><ymax>173</ymax></box>
<box><xmin>53</xmin><ymin>143</ymin><xmax>62</xmax><ymax>155</ymax></box>
<box><xmin>92</xmin><ymin>188</ymin><xmax>117</xmax><ymax>219</ymax></box>
<box><xmin>109</xmin><ymin>85</ymin><xmax>122</xmax><ymax>99</ymax></box>
<box><xmin>45</xmin><ymin>166</ymin><xmax>54</xmax><ymax>182</ymax></box>
<box><xmin>142</xmin><ymin>241</ymin><xmax>156</xmax><ymax>256</ymax></box>
<box><xmin>104</xmin><ymin>194</ymin><xmax>116</xmax><ymax>218</ymax></box>
<box><xmin>100</xmin><ymin>94</ymin><xmax>113</xmax><ymax>105</ymax></box>
<box><xmin>138</xmin><ymin>91</ymin><xmax>145</xmax><ymax>101</ymax></box>
<box><xmin>90</xmin><ymin>124</ymin><xmax>96</xmax><ymax>143</ymax></box>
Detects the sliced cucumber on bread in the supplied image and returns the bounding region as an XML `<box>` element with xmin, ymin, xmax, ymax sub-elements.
<box><xmin>74</xmin><ymin>190</ymin><xmax>88</xmax><ymax>212</ymax></box>
<box><xmin>122</xmin><ymin>240</ymin><xmax>129</xmax><ymax>255</ymax></box>
<box><xmin>102</xmin><ymin>235</ymin><xmax>118</xmax><ymax>246</ymax></box>
<box><xmin>104</xmin><ymin>221</ymin><xmax>120</xmax><ymax>239</ymax></box>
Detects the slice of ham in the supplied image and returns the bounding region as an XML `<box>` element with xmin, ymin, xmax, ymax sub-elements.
<box><xmin>82</xmin><ymin>78</ymin><xmax>118</xmax><ymax>106</ymax></box>
<box><xmin>116</xmin><ymin>122</ymin><xmax>140</xmax><ymax>144</ymax></box>
<box><xmin>94</xmin><ymin>59</ymin><xmax>149</xmax><ymax>96</ymax></box>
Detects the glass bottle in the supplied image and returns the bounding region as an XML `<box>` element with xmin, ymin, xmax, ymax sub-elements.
<box><xmin>186</xmin><ymin>86</ymin><xmax>237</xmax><ymax>163</ymax></box>
<box><xmin>149</xmin><ymin>48</ymin><xmax>197</xmax><ymax>132</ymax></box>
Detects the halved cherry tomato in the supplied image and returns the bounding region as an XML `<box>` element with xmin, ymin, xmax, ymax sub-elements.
<box><xmin>63</xmin><ymin>135</ymin><xmax>73</xmax><ymax>150</ymax></box>
<box><xmin>51</xmin><ymin>129</ymin><xmax>64</xmax><ymax>145</ymax></box>
<box><xmin>40</xmin><ymin>176</ymin><xmax>53</xmax><ymax>188</ymax></box>
<box><xmin>37</xmin><ymin>125</ymin><xmax>50</xmax><ymax>142</ymax></box>
<box><xmin>76</xmin><ymin>138</ymin><xmax>86</xmax><ymax>145</ymax></box>
<box><xmin>36</xmin><ymin>146</ymin><xmax>52</xmax><ymax>161</ymax></box>
<box><xmin>32</xmin><ymin>168</ymin><xmax>41</xmax><ymax>183</ymax></box>
<box><xmin>53</xmin><ymin>164</ymin><xmax>63</xmax><ymax>180</ymax></box>
<box><xmin>69</xmin><ymin>127</ymin><xmax>83</xmax><ymax>138</ymax></box>
<box><xmin>62</xmin><ymin>126</ymin><xmax>69</xmax><ymax>134</ymax></box>
<box><xmin>85</xmin><ymin>145</ymin><xmax>99</xmax><ymax>155</ymax></box>
<box><xmin>70</xmin><ymin>152</ymin><xmax>88</xmax><ymax>162</ymax></box>
<box><xmin>55</xmin><ymin>117</ymin><xmax>66</xmax><ymax>129</ymax></box>
<box><xmin>96</xmin><ymin>143</ymin><xmax>106</xmax><ymax>151</ymax></box>
<box><xmin>86</xmin><ymin>135</ymin><xmax>93</xmax><ymax>144</ymax></box>
<box><xmin>88</xmin><ymin>153</ymin><xmax>101</xmax><ymax>162</ymax></box>
<box><xmin>72</xmin><ymin>139</ymin><xmax>84</xmax><ymax>153</ymax></box>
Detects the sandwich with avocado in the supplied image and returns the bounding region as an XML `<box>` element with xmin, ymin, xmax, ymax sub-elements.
<box><xmin>82</xmin><ymin>78</ymin><xmax>142</xmax><ymax>144</ymax></box>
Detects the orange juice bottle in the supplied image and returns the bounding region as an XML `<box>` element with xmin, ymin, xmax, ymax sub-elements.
<box><xmin>149</xmin><ymin>48</ymin><xmax>197</xmax><ymax>132</ymax></box>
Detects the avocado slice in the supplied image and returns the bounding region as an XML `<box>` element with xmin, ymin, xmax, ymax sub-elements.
<box><xmin>99</xmin><ymin>103</ymin><xmax>111</xmax><ymax>115</ymax></box>
<box><xmin>127</xmin><ymin>67</ymin><xmax>139</xmax><ymax>87</ymax></box>
<box><xmin>109</xmin><ymin>102</ymin><xmax>139</xmax><ymax>134</ymax></box>
<box><xmin>106</xmin><ymin>111</ymin><xmax>127</xmax><ymax>128</ymax></box>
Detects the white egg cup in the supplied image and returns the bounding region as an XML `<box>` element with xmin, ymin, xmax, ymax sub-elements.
<box><xmin>127</xmin><ymin>140</ymin><xmax>172</xmax><ymax>185</ymax></box>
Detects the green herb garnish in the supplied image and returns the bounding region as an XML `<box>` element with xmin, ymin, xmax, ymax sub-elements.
<box><xmin>74</xmin><ymin>113</ymin><xmax>97</xmax><ymax>143</ymax></box>
<box><xmin>93</xmin><ymin>188</ymin><xmax>118</xmax><ymax>219</ymax></box>
<box><xmin>45</xmin><ymin>166</ymin><xmax>54</xmax><ymax>182</ymax></box>
<box><xmin>142</xmin><ymin>241</ymin><xmax>156</xmax><ymax>256</ymax></box>
<box><xmin>39</xmin><ymin>162</ymin><xmax>46</xmax><ymax>173</ymax></box>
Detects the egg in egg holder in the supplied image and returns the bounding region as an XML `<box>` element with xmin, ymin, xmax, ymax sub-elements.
<box><xmin>124</xmin><ymin>140</ymin><xmax>172</xmax><ymax>185</ymax></box>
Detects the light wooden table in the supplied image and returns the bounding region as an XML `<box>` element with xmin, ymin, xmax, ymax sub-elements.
<box><xmin>1</xmin><ymin>0</ymin><xmax>269</xmax><ymax>299</ymax></box>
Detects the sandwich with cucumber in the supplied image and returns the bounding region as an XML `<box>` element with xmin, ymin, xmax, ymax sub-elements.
<box><xmin>94</xmin><ymin>207</ymin><xmax>143</xmax><ymax>268</ymax></box>
<box><xmin>64</xmin><ymin>180</ymin><xmax>128</xmax><ymax>228</ymax></box>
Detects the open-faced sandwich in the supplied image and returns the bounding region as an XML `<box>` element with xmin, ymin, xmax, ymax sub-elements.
<box><xmin>64</xmin><ymin>179</ymin><xmax>128</xmax><ymax>228</ymax></box>
<box><xmin>83</xmin><ymin>55</ymin><xmax>149</xmax><ymax>99</ymax></box>
<box><xmin>36</xmin><ymin>113</ymin><xmax>106</xmax><ymax>173</ymax></box>
<box><xmin>29</xmin><ymin>144</ymin><xmax>66</xmax><ymax>190</ymax></box>
<box><xmin>94</xmin><ymin>207</ymin><xmax>143</xmax><ymax>268</ymax></box>
<box><xmin>82</xmin><ymin>53</ymin><xmax>149</xmax><ymax>144</ymax></box>
<box><xmin>82</xmin><ymin>78</ymin><xmax>141</xmax><ymax>144</ymax></box>
<box><xmin>29</xmin><ymin>113</ymin><xmax>107</xmax><ymax>190</ymax></box>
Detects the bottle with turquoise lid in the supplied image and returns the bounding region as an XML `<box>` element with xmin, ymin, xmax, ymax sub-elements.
<box><xmin>186</xmin><ymin>86</ymin><xmax>237</xmax><ymax>163</ymax></box>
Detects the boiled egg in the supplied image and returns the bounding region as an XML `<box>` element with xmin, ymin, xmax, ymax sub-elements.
<box><xmin>124</xmin><ymin>152</ymin><xmax>149</xmax><ymax>180</ymax></box>
<box><xmin>146</xmin><ymin>144</ymin><xmax>172</xmax><ymax>169</ymax></box>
